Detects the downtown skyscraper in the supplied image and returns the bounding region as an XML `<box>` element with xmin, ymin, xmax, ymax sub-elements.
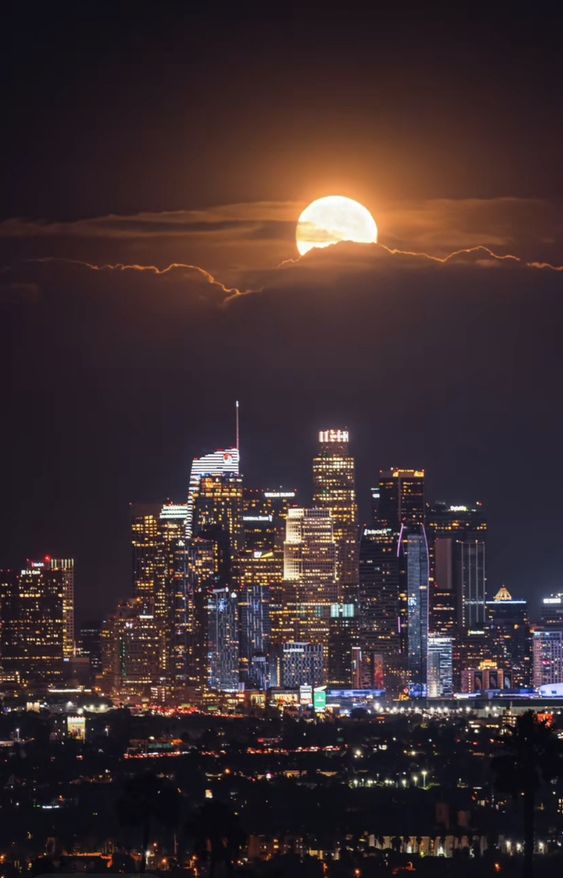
<box><xmin>0</xmin><ymin>560</ymin><xmax>66</xmax><ymax>686</ymax></box>
<box><xmin>359</xmin><ymin>469</ymin><xmax>427</xmax><ymax>693</ymax></box>
<box><xmin>312</xmin><ymin>429</ymin><xmax>358</xmax><ymax>603</ymax></box>
<box><xmin>282</xmin><ymin>507</ymin><xmax>337</xmax><ymax>685</ymax></box>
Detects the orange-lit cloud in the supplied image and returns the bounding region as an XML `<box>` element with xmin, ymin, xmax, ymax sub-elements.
<box><xmin>2</xmin><ymin>196</ymin><xmax>562</xmax><ymax>274</ymax></box>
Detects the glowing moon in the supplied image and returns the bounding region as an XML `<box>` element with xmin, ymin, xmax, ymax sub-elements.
<box><xmin>296</xmin><ymin>195</ymin><xmax>378</xmax><ymax>256</ymax></box>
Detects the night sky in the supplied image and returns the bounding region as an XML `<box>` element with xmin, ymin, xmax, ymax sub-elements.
<box><xmin>2</xmin><ymin>3</ymin><xmax>563</xmax><ymax>619</ymax></box>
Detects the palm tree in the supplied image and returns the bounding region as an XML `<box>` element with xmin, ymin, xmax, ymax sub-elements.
<box><xmin>185</xmin><ymin>800</ymin><xmax>245</xmax><ymax>877</ymax></box>
<box><xmin>492</xmin><ymin>711</ymin><xmax>563</xmax><ymax>878</ymax></box>
<box><xmin>116</xmin><ymin>771</ymin><xmax>180</xmax><ymax>873</ymax></box>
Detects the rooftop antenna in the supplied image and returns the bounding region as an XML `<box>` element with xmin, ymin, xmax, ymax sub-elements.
<box><xmin>235</xmin><ymin>400</ymin><xmax>240</xmax><ymax>452</ymax></box>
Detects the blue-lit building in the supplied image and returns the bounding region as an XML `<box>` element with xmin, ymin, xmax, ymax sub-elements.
<box><xmin>238</xmin><ymin>577</ymin><xmax>271</xmax><ymax>689</ymax></box>
<box><xmin>207</xmin><ymin>587</ymin><xmax>239</xmax><ymax>692</ymax></box>
<box><xmin>399</xmin><ymin>524</ymin><xmax>429</xmax><ymax>689</ymax></box>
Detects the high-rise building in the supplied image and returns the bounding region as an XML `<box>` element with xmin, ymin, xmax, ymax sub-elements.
<box><xmin>427</xmin><ymin>635</ymin><xmax>453</xmax><ymax>698</ymax></box>
<box><xmin>131</xmin><ymin>505</ymin><xmax>160</xmax><ymax>609</ymax></box>
<box><xmin>238</xmin><ymin>488</ymin><xmax>278</xmax><ymax>687</ymax></box>
<box><xmin>261</xmin><ymin>489</ymin><xmax>297</xmax><ymax>672</ymax></box>
<box><xmin>130</xmin><ymin>503</ymin><xmax>189</xmax><ymax>691</ymax></box>
<box><xmin>398</xmin><ymin>525</ymin><xmax>430</xmax><ymax>689</ymax></box>
<box><xmin>238</xmin><ymin>550</ymin><xmax>272</xmax><ymax>689</ymax></box>
<box><xmin>486</xmin><ymin>586</ymin><xmax>531</xmax><ymax>688</ymax></box>
<box><xmin>48</xmin><ymin>558</ymin><xmax>75</xmax><ymax>658</ymax></box>
<box><xmin>282</xmin><ymin>507</ymin><xmax>337</xmax><ymax>682</ymax></box>
<box><xmin>328</xmin><ymin>603</ymin><xmax>359</xmax><ymax>686</ymax></box>
<box><xmin>377</xmin><ymin>469</ymin><xmax>425</xmax><ymax>532</ymax></box>
<box><xmin>312</xmin><ymin>429</ymin><xmax>358</xmax><ymax>604</ymax></box>
<box><xmin>207</xmin><ymin>587</ymin><xmax>239</xmax><ymax>692</ymax></box>
<box><xmin>358</xmin><ymin>527</ymin><xmax>401</xmax><ymax>674</ymax></box>
<box><xmin>186</xmin><ymin>447</ymin><xmax>240</xmax><ymax>538</ymax></box>
<box><xmin>532</xmin><ymin>629</ymin><xmax>563</xmax><ymax>688</ymax></box>
<box><xmin>0</xmin><ymin>561</ymin><xmax>65</xmax><ymax>685</ymax></box>
<box><xmin>156</xmin><ymin>504</ymin><xmax>190</xmax><ymax>686</ymax></box>
<box><xmin>192</xmin><ymin>473</ymin><xmax>243</xmax><ymax>586</ymax></box>
<box><xmin>187</xmin><ymin>536</ymin><xmax>217</xmax><ymax>699</ymax></box>
<box><xmin>360</xmin><ymin>469</ymin><xmax>426</xmax><ymax>691</ymax></box>
<box><xmin>427</xmin><ymin>502</ymin><xmax>487</xmax><ymax>633</ymax></box>
<box><xmin>100</xmin><ymin>598</ymin><xmax>160</xmax><ymax>700</ymax></box>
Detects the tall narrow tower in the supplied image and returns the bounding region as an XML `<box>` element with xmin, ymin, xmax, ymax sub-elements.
<box><xmin>282</xmin><ymin>507</ymin><xmax>337</xmax><ymax>683</ymax></box>
<box><xmin>312</xmin><ymin>429</ymin><xmax>358</xmax><ymax>604</ymax></box>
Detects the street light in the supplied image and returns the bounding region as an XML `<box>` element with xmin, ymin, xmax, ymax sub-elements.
<box><xmin>421</xmin><ymin>769</ymin><xmax>428</xmax><ymax>789</ymax></box>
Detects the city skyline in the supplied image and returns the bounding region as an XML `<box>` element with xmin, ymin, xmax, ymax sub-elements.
<box><xmin>4</xmin><ymin>426</ymin><xmax>559</xmax><ymax>705</ymax></box>
<box><xmin>0</xmin><ymin>418</ymin><xmax>555</xmax><ymax>622</ymax></box>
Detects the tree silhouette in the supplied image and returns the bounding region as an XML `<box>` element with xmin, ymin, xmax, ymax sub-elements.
<box><xmin>116</xmin><ymin>771</ymin><xmax>180</xmax><ymax>873</ymax></box>
<box><xmin>492</xmin><ymin>711</ymin><xmax>563</xmax><ymax>878</ymax></box>
<box><xmin>185</xmin><ymin>800</ymin><xmax>245</xmax><ymax>877</ymax></box>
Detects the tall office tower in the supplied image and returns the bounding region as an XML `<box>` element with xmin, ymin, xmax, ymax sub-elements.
<box><xmin>377</xmin><ymin>468</ymin><xmax>425</xmax><ymax>532</ymax></box>
<box><xmin>398</xmin><ymin>525</ymin><xmax>430</xmax><ymax>690</ymax></box>
<box><xmin>0</xmin><ymin>561</ymin><xmax>65</xmax><ymax>686</ymax></box>
<box><xmin>187</xmin><ymin>536</ymin><xmax>217</xmax><ymax>698</ymax></box>
<box><xmin>312</xmin><ymin>429</ymin><xmax>359</xmax><ymax>604</ymax></box>
<box><xmin>186</xmin><ymin>447</ymin><xmax>240</xmax><ymax>538</ymax></box>
<box><xmin>130</xmin><ymin>503</ymin><xmax>189</xmax><ymax>691</ymax></box>
<box><xmin>486</xmin><ymin>586</ymin><xmax>532</xmax><ymax>688</ymax></box>
<box><xmin>261</xmin><ymin>489</ymin><xmax>297</xmax><ymax>676</ymax></box>
<box><xmin>238</xmin><ymin>579</ymin><xmax>270</xmax><ymax>689</ymax></box>
<box><xmin>358</xmin><ymin>526</ymin><xmax>401</xmax><ymax>681</ymax></box>
<box><xmin>532</xmin><ymin>629</ymin><xmax>563</xmax><ymax>688</ymax></box>
<box><xmin>426</xmin><ymin>502</ymin><xmax>487</xmax><ymax>634</ymax></box>
<box><xmin>282</xmin><ymin>507</ymin><xmax>337</xmax><ymax>683</ymax></box>
<box><xmin>328</xmin><ymin>603</ymin><xmax>359</xmax><ymax>686</ymax></box>
<box><xmin>359</xmin><ymin>469</ymin><xmax>425</xmax><ymax>691</ymax></box>
<box><xmin>238</xmin><ymin>492</ymin><xmax>277</xmax><ymax>688</ymax></box>
<box><xmin>156</xmin><ymin>503</ymin><xmax>190</xmax><ymax>686</ymax></box>
<box><xmin>189</xmin><ymin>461</ymin><xmax>243</xmax><ymax>696</ymax></box>
<box><xmin>207</xmin><ymin>587</ymin><xmax>239</xmax><ymax>692</ymax></box>
<box><xmin>192</xmin><ymin>473</ymin><xmax>243</xmax><ymax>587</ymax></box>
<box><xmin>131</xmin><ymin>504</ymin><xmax>160</xmax><ymax>611</ymax></box>
<box><xmin>427</xmin><ymin>635</ymin><xmax>453</xmax><ymax>697</ymax></box>
<box><xmin>100</xmin><ymin>598</ymin><xmax>160</xmax><ymax>700</ymax></box>
<box><xmin>48</xmin><ymin>558</ymin><xmax>75</xmax><ymax>658</ymax></box>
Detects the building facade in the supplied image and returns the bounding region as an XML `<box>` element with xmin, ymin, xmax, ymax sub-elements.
<box><xmin>533</xmin><ymin>629</ymin><xmax>563</xmax><ymax>688</ymax></box>
<box><xmin>0</xmin><ymin>561</ymin><xmax>65</xmax><ymax>685</ymax></box>
<box><xmin>312</xmin><ymin>429</ymin><xmax>358</xmax><ymax>605</ymax></box>
<box><xmin>282</xmin><ymin>507</ymin><xmax>337</xmax><ymax>682</ymax></box>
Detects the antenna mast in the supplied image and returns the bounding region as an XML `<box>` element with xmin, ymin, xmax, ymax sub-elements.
<box><xmin>235</xmin><ymin>400</ymin><xmax>240</xmax><ymax>452</ymax></box>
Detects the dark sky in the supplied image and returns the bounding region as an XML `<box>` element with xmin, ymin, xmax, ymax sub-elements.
<box><xmin>2</xmin><ymin>2</ymin><xmax>563</xmax><ymax>620</ymax></box>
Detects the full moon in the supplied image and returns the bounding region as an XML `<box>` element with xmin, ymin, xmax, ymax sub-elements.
<box><xmin>296</xmin><ymin>195</ymin><xmax>378</xmax><ymax>256</ymax></box>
